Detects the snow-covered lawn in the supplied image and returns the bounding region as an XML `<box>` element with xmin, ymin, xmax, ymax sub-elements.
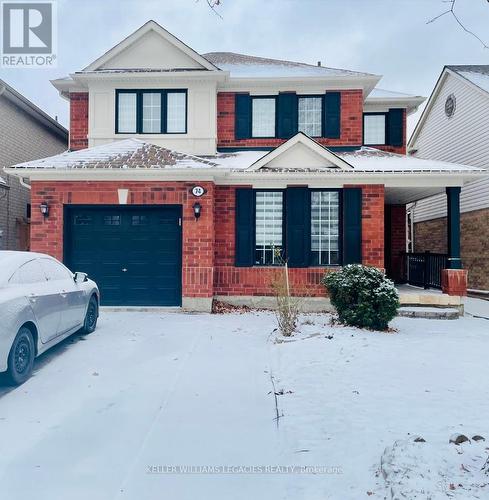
<box><xmin>0</xmin><ymin>304</ymin><xmax>488</xmax><ymax>499</ymax></box>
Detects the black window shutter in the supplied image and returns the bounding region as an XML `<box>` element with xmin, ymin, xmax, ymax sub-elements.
<box><xmin>235</xmin><ymin>188</ymin><xmax>255</xmax><ymax>266</ymax></box>
<box><xmin>324</xmin><ymin>92</ymin><xmax>341</xmax><ymax>138</ymax></box>
<box><xmin>388</xmin><ymin>108</ymin><xmax>403</xmax><ymax>147</ymax></box>
<box><xmin>286</xmin><ymin>187</ymin><xmax>310</xmax><ymax>267</ymax></box>
<box><xmin>235</xmin><ymin>94</ymin><xmax>251</xmax><ymax>140</ymax></box>
<box><xmin>277</xmin><ymin>93</ymin><xmax>298</xmax><ymax>139</ymax></box>
<box><xmin>343</xmin><ymin>188</ymin><xmax>362</xmax><ymax>265</ymax></box>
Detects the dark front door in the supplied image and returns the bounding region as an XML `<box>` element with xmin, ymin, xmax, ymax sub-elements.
<box><xmin>65</xmin><ymin>206</ymin><xmax>182</xmax><ymax>306</ymax></box>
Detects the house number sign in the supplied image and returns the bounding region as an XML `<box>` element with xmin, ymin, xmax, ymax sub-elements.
<box><xmin>191</xmin><ymin>185</ymin><xmax>206</xmax><ymax>197</ymax></box>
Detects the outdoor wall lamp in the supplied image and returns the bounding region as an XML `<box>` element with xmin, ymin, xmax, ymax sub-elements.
<box><xmin>40</xmin><ymin>202</ymin><xmax>49</xmax><ymax>217</ymax></box>
<box><xmin>193</xmin><ymin>202</ymin><xmax>202</xmax><ymax>220</ymax></box>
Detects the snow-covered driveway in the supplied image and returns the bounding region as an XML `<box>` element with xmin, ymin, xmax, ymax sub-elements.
<box><xmin>0</xmin><ymin>306</ymin><xmax>488</xmax><ymax>499</ymax></box>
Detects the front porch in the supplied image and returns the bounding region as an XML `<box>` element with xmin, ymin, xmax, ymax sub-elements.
<box><xmin>385</xmin><ymin>186</ymin><xmax>468</xmax><ymax>297</ymax></box>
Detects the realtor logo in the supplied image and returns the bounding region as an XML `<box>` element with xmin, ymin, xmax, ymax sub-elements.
<box><xmin>1</xmin><ymin>1</ymin><xmax>57</xmax><ymax>67</ymax></box>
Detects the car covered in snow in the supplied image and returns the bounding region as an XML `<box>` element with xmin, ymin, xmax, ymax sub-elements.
<box><xmin>0</xmin><ymin>251</ymin><xmax>99</xmax><ymax>385</ymax></box>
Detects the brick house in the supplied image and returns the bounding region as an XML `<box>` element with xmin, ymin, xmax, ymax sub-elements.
<box><xmin>0</xmin><ymin>79</ymin><xmax>68</xmax><ymax>251</ymax></box>
<box><xmin>6</xmin><ymin>21</ymin><xmax>485</xmax><ymax>311</ymax></box>
<box><xmin>408</xmin><ymin>66</ymin><xmax>489</xmax><ymax>291</ymax></box>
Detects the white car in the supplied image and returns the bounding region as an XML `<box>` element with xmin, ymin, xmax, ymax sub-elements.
<box><xmin>0</xmin><ymin>251</ymin><xmax>99</xmax><ymax>385</ymax></box>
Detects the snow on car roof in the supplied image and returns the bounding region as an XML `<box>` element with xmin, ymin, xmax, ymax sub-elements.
<box><xmin>203</xmin><ymin>52</ymin><xmax>376</xmax><ymax>79</ymax></box>
<box><xmin>0</xmin><ymin>251</ymin><xmax>49</xmax><ymax>285</ymax></box>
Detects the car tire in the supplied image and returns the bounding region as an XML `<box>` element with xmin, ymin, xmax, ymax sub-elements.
<box><xmin>6</xmin><ymin>326</ymin><xmax>35</xmax><ymax>386</ymax></box>
<box><xmin>81</xmin><ymin>296</ymin><xmax>98</xmax><ymax>334</ymax></box>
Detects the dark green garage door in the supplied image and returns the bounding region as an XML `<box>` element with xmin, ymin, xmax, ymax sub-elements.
<box><xmin>65</xmin><ymin>206</ymin><xmax>182</xmax><ymax>306</ymax></box>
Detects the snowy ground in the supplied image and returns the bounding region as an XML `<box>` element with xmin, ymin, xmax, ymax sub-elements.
<box><xmin>0</xmin><ymin>301</ymin><xmax>488</xmax><ymax>499</ymax></box>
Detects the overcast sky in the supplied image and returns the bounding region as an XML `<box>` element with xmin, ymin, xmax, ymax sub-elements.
<box><xmin>2</xmin><ymin>0</ymin><xmax>489</xmax><ymax>137</ymax></box>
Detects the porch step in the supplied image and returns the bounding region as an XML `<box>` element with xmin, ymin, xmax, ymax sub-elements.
<box><xmin>398</xmin><ymin>306</ymin><xmax>460</xmax><ymax>320</ymax></box>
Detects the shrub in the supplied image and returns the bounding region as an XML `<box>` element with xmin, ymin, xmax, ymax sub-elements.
<box><xmin>322</xmin><ymin>264</ymin><xmax>399</xmax><ymax>330</ymax></box>
<box><xmin>271</xmin><ymin>263</ymin><xmax>302</xmax><ymax>337</ymax></box>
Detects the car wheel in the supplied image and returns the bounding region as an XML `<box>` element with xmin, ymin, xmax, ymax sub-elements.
<box><xmin>7</xmin><ymin>326</ymin><xmax>35</xmax><ymax>386</ymax></box>
<box><xmin>81</xmin><ymin>296</ymin><xmax>98</xmax><ymax>334</ymax></box>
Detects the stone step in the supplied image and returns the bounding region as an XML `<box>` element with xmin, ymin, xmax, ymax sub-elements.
<box><xmin>398</xmin><ymin>306</ymin><xmax>460</xmax><ymax>320</ymax></box>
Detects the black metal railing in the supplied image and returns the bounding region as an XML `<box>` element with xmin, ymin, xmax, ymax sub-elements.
<box><xmin>402</xmin><ymin>252</ymin><xmax>448</xmax><ymax>289</ymax></box>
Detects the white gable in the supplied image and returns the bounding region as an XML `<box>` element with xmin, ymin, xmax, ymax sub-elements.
<box><xmin>83</xmin><ymin>21</ymin><xmax>217</xmax><ymax>72</ymax></box>
<box><xmin>101</xmin><ymin>30</ymin><xmax>205</xmax><ymax>70</ymax></box>
<box><xmin>263</xmin><ymin>142</ymin><xmax>337</xmax><ymax>170</ymax></box>
<box><xmin>248</xmin><ymin>133</ymin><xmax>353</xmax><ymax>171</ymax></box>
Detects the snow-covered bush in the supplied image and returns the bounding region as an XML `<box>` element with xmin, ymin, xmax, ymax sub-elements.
<box><xmin>322</xmin><ymin>265</ymin><xmax>399</xmax><ymax>330</ymax></box>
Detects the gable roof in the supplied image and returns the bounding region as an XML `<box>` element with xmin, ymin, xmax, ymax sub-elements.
<box><xmin>83</xmin><ymin>20</ymin><xmax>219</xmax><ymax>72</ymax></box>
<box><xmin>203</xmin><ymin>52</ymin><xmax>376</xmax><ymax>79</ymax></box>
<box><xmin>247</xmin><ymin>133</ymin><xmax>354</xmax><ymax>171</ymax></box>
<box><xmin>0</xmin><ymin>79</ymin><xmax>68</xmax><ymax>141</ymax></box>
<box><xmin>447</xmin><ymin>65</ymin><xmax>489</xmax><ymax>94</ymax></box>
<box><xmin>409</xmin><ymin>65</ymin><xmax>489</xmax><ymax>148</ymax></box>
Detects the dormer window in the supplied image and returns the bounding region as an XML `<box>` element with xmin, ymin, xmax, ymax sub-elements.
<box><xmin>116</xmin><ymin>89</ymin><xmax>187</xmax><ymax>134</ymax></box>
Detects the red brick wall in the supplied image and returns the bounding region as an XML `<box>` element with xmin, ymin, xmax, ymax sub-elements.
<box><xmin>31</xmin><ymin>181</ymin><xmax>386</xmax><ymax>300</ymax></box>
<box><xmin>217</xmin><ymin>90</ymin><xmax>363</xmax><ymax>149</ymax></box>
<box><xmin>214</xmin><ymin>184</ymin><xmax>385</xmax><ymax>297</ymax></box>
<box><xmin>385</xmin><ymin>204</ymin><xmax>406</xmax><ymax>281</ymax></box>
<box><xmin>30</xmin><ymin>181</ymin><xmax>215</xmax><ymax>298</ymax></box>
<box><xmin>358</xmin><ymin>184</ymin><xmax>385</xmax><ymax>268</ymax></box>
<box><xmin>69</xmin><ymin>93</ymin><xmax>89</xmax><ymax>151</ymax></box>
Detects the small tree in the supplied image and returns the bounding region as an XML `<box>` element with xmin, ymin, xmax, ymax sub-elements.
<box><xmin>323</xmin><ymin>265</ymin><xmax>399</xmax><ymax>331</ymax></box>
<box><xmin>270</xmin><ymin>260</ymin><xmax>302</xmax><ymax>337</ymax></box>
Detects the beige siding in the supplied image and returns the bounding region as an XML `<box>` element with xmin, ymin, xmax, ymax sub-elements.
<box><xmin>0</xmin><ymin>96</ymin><xmax>67</xmax><ymax>250</ymax></box>
<box><xmin>411</xmin><ymin>72</ymin><xmax>489</xmax><ymax>222</ymax></box>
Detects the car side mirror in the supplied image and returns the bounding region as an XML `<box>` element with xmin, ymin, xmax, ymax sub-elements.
<box><xmin>74</xmin><ymin>272</ymin><xmax>88</xmax><ymax>284</ymax></box>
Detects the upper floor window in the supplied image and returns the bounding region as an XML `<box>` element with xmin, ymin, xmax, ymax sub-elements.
<box><xmin>298</xmin><ymin>96</ymin><xmax>322</xmax><ymax>137</ymax></box>
<box><xmin>363</xmin><ymin>113</ymin><xmax>386</xmax><ymax>145</ymax></box>
<box><xmin>252</xmin><ymin>97</ymin><xmax>276</xmax><ymax>138</ymax></box>
<box><xmin>116</xmin><ymin>89</ymin><xmax>187</xmax><ymax>134</ymax></box>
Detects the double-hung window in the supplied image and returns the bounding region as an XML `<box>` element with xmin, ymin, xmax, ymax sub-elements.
<box><xmin>252</xmin><ymin>97</ymin><xmax>276</xmax><ymax>138</ymax></box>
<box><xmin>310</xmin><ymin>191</ymin><xmax>340</xmax><ymax>266</ymax></box>
<box><xmin>363</xmin><ymin>113</ymin><xmax>386</xmax><ymax>145</ymax></box>
<box><xmin>255</xmin><ymin>191</ymin><xmax>284</xmax><ymax>265</ymax></box>
<box><xmin>116</xmin><ymin>90</ymin><xmax>187</xmax><ymax>134</ymax></box>
<box><xmin>298</xmin><ymin>96</ymin><xmax>322</xmax><ymax>137</ymax></box>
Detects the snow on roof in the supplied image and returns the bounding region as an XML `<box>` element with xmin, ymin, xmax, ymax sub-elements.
<box><xmin>203</xmin><ymin>52</ymin><xmax>376</xmax><ymax>79</ymax></box>
<box><xmin>7</xmin><ymin>139</ymin><xmax>482</xmax><ymax>175</ymax></box>
<box><xmin>8</xmin><ymin>139</ymin><xmax>219</xmax><ymax>170</ymax></box>
<box><xmin>337</xmin><ymin>148</ymin><xmax>483</xmax><ymax>173</ymax></box>
<box><xmin>449</xmin><ymin>65</ymin><xmax>489</xmax><ymax>94</ymax></box>
<box><xmin>367</xmin><ymin>88</ymin><xmax>421</xmax><ymax>99</ymax></box>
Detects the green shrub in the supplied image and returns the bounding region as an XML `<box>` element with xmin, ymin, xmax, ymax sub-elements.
<box><xmin>322</xmin><ymin>264</ymin><xmax>399</xmax><ymax>330</ymax></box>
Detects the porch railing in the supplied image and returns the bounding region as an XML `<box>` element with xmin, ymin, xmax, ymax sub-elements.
<box><xmin>402</xmin><ymin>251</ymin><xmax>448</xmax><ymax>290</ymax></box>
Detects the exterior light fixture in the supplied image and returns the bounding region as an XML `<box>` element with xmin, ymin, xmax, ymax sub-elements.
<box><xmin>40</xmin><ymin>202</ymin><xmax>49</xmax><ymax>217</ymax></box>
<box><xmin>193</xmin><ymin>202</ymin><xmax>202</xmax><ymax>219</ymax></box>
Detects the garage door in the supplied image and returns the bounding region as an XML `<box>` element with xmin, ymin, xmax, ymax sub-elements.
<box><xmin>65</xmin><ymin>206</ymin><xmax>182</xmax><ymax>306</ymax></box>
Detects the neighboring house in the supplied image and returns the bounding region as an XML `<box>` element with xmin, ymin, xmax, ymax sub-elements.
<box><xmin>408</xmin><ymin>66</ymin><xmax>489</xmax><ymax>291</ymax></box>
<box><xmin>0</xmin><ymin>79</ymin><xmax>68</xmax><ymax>250</ymax></box>
<box><xmin>6</xmin><ymin>21</ymin><xmax>484</xmax><ymax>311</ymax></box>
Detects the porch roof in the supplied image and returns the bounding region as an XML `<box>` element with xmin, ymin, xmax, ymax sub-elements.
<box><xmin>5</xmin><ymin>137</ymin><xmax>486</xmax><ymax>200</ymax></box>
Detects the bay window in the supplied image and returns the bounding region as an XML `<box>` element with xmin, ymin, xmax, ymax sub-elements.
<box><xmin>116</xmin><ymin>89</ymin><xmax>187</xmax><ymax>134</ymax></box>
<box><xmin>298</xmin><ymin>96</ymin><xmax>322</xmax><ymax>137</ymax></box>
<box><xmin>255</xmin><ymin>191</ymin><xmax>283</xmax><ymax>265</ymax></box>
